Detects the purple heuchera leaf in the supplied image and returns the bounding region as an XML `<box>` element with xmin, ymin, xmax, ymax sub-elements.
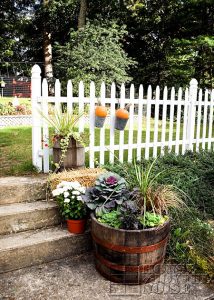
<box><xmin>105</xmin><ymin>176</ymin><xmax>118</xmax><ymax>185</ymax></box>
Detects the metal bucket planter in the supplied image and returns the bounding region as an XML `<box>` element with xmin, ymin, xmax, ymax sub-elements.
<box><xmin>53</xmin><ymin>136</ymin><xmax>85</xmax><ymax>170</ymax></box>
<box><xmin>95</xmin><ymin>116</ymin><xmax>106</xmax><ymax>128</ymax></box>
<box><xmin>95</xmin><ymin>105</ymin><xmax>107</xmax><ymax>128</ymax></box>
<box><xmin>91</xmin><ymin>213</ymin><xmax>170</xmax><ymax>284</ymax></box>
<box><xmin>115</xmin><ymin>117</ymin><xmax>129</xmax><ymax>130</ymax></box>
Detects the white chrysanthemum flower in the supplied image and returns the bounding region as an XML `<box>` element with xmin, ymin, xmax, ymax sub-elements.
<box><xmin>78</xmin><ymin>187</ymin><xmax>86</xmax><ymax>193</ymax></box>
<box><xmin>52</xmin><ymin>188</ymin><xmax>64</xmax><ymax>197</ymax></box>
<box><xmin>57</xmin><ymin>181</ymin><xmax>70</xmax><ymax>189</ymax></box>
<box><xmin>64</xmin><ymin>191</ymin><xmax>69</xmax><ymax>198</ymax></box>
<box><xmin>70</xmin><ymin>181</ymin><xmax>81</xmax><ymax>189</ymax></box>
<box><xmin>77</xmin><ymin>196</ymin><xmax>82</xmax><ymax>201</ymax></box>
<box><xmin>64</xmin><ymin>198</ymin><xmax>70</xmax><ymax>203</ymax></box>
<box><xmin>72</xmin><ymin>190</ymin><xmax>80</xmax><ymax>195</ymax></box>
<box><xmin>71</xmin><ymin>196</ymin><xmax>75</xmax><ymax>199</ymax></box>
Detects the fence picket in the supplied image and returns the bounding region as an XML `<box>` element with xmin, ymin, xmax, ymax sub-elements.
<box><xmin>31</xmin><ymin>65</ymin><xmax>43</xmax><ymax>171</ymax></box>
<box><xmin>78</xmin><ymin>81</ymin><xmax>85</xmax><ymax>133</ymax></box>
<box><xmin>137</xmin><ymin>85</ymin><xmax>143</xmax><ymax>161</ymax></box>
<box><xmin>89</xmin><ymin>82</ymin><xmax>96</xmax><ymax>168</ymax></box>
<box><xmin>175</xmin><ymin>88</ymin><xmax>182</xmax><ymax>154</ymax></box>
<box><xmin>100</xmin><ymin>82</ymin><xmax>106</xmax><ymax>165</ymax></box>
<box><xmin>202</xmin><ymin>90</ymin><xmax>209</xmax><ymax>149</ymax></box>
<box><xmin>168</xmin><ymin>87</ymin><xmax>175</xmax><ymax>151</ymax></box>
<box><xmin>67</xmin><ymin>80</ymin><xmax>73</xmax><ymax>114</ymax></box>
<box><xmin>54</xmin><ymin>79</ymin><xmax>61</xmax><ymax>112</ymax></box>
<box><xmin>128</xmin><ymin>84</ymin><xmax>134</xmax><ymax>162</ymax></box>
<box><xmin>41</xmin><ymin>78</ymin><xmax>49</xmax><ymax>172</ymax></box>
<box><xmin>119</xmin><ymin>83</ymin><xmax>125</xmax><ymax>162</ymax></box>
<box><xmin>196</xmin><ymin>89</ymin><xmax>202</xmax><ymax>151</ymax></box>
<box><xmin>153</xmin><ymin>86</ymin><xmax>160</xmax><ymax>158</ymax></box>
<box><xmin>109</xmin><ymin>83</ymin><xmax>116</xmax><ymax>164</ymax></box>
<box><xmin>145</xmin><ymin>85</ymin><xmax>152</xmax><ymax>159</ymax></box>
<box><xmin>161</xmin><ymin>86</ymin><xmax>168</xmax><ymax>155</ymax></box>
<box><xmin>182</xmin><ymin>88</ymin><xmax>189</xmax><ymax>154</ymax></box>
<box><xmin>208</xmin><ymin>90</ymin><xmax>214</xmax><ymax>150</ymax></box>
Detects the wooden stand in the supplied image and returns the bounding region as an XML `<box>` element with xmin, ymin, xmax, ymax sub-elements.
<box><xmin>53</xmin><ymin>137</ymin><xmax>85</xmax><ymax>170</ymax></box>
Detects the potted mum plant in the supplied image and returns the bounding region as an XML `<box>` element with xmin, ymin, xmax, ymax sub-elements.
<box><xmin>52</xmin><ymin>181</ymin><xmax>87</xmax><ymax>234</ymax></box>
<box><xmin>41</xmin><ymin>107</ymin><xmax>87</xmax><ymax>171</ymax></box>
<box><xmin>83</xmin><ymin>162</ymin><xmax>185</xmax><ymax>284</ymax></box>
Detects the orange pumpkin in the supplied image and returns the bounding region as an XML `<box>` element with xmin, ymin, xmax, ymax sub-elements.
<box><xmin>115</xmin><ymin>108</ymin><xmax>129</xmax><ymax>119</ymax></box>
<box><xmin>95</xmin><ymin>105</ymin><xmax>107</xmax><ymax>117</ymax></box>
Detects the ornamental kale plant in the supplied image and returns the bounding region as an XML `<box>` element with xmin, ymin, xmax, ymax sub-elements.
<box><xmin>82</xmin><ymin>172</ymin><xmax>130</xmax><ymax>216</ymax></box>
<box><xmin>52</xmin><ymin>181</ymin><xmax>87</xmax><ymax>220</ymax></box>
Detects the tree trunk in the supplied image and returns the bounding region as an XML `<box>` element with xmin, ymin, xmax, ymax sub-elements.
<box><xmin>43</xmin><ymin>0</ymin><xmax>54</xmax><ymax>94</ymax></box>
<box><xmin>78</xmin><ymin>0</ymin><xmax>87</xmax><ymax>30</ymax></box>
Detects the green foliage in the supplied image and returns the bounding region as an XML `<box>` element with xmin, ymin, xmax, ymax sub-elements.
<box><xmin>82</xmin><ymin>172</ymin><xmax>130</xmax><ymax>216</ymax></box>
<box><xmin>55</xmin><ymin>22</ymin><xmax>136</xmax><ymax>94</ymax></box>
<box><xmin>138</xmin><ymin>212</ymin><xmax>168</xmax><ymax>228</ymax></box>
<box><xmin>97</xmin><ymin>210</ymin><xmax>122</xmax><ymax>228</ymax></box>
<box><xmin>0</xmin><ymin>103</ymin><xmax>15</xmax><ymax>115</ymax></box>
<box><xmin>105</xmin><ymin>151</ymin><xmax>214</xmax><ymax>277</ymax></box>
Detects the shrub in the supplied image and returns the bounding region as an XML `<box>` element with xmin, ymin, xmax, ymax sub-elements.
<box><xmin>105</xmin><ymin>151</ymin><xmax>214</xmax><ymax>278</ymax></box>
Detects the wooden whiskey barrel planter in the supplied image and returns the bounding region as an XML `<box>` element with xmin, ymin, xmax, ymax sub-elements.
<box><xmin>53</xmin><ymin>137</ymin><xmax>85</xmax><ymax>170</ymax></box>
<box><xmin>91</xmin><ymin>213</ymin><xmax>170</xmax><ymax>284</ymax></box>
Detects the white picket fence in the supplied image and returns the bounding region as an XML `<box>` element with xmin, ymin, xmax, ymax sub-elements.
<box><xmin>31</xmin><ymin>64</ymin><xmax>214</xmax><ymax>173</ymax></box>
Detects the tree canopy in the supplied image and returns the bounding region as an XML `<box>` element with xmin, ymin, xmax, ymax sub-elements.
<box><xmin>0</xmin><ymin>0</ymin><xmax>213</xmax><ymax>89</ymax></box>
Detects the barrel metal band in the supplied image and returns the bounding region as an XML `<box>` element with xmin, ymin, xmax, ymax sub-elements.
<box><xmin>95</xmin><ymin>252</ymin><xmax>164</xmax><ymax>272</ymax></box>
<box><xmin>92</xmin><ymin>233</ymin><xmax>169</xmax><ymax>253</ymax></box>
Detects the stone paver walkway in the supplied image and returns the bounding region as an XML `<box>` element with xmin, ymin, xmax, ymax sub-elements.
<box><xmin>0</xmin><ymin>253</ymin><xmax>213</xmax><ymax>300</ymax></box>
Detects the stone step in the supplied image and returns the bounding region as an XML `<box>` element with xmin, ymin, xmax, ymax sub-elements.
<box><xmin>0</xmin><ymin>226</ymin><xmax>92</xmax><ymax>273</ymax></box>
<box><xmin>0</xmin><ymin>176</ymin><xmax>47</xmax><ymax>205</ymax></box>
<box><xmin>0</xmin><ymin>201</ymin><xmax>60</xmax><ymax>235</ymax></box>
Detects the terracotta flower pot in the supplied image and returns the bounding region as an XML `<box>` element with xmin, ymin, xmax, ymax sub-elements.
<box><xmin>67</xmin><ymin>219</ymin><xmax>86</xmax><ymax>234</ymax></box>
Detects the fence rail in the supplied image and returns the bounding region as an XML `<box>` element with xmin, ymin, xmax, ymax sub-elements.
<box><xmin>31</xmin><ymin>65</ymin><xmax>214</xmax><ymax>173</ymax></box>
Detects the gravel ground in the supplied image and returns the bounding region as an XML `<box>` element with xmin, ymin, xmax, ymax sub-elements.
<box><xmin>0</xmin><ymin>252</ymin><xmax>213</xmax><ymax>300</ymax></box>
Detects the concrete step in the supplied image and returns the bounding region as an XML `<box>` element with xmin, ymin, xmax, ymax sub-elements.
<box><xmin>0</xmin><ymin>201</ymin><xmax>60</xmax><ymax>235</ymax></box>
<box><xmin>0</xmin><ymin>176</ymin><xmax>47</xmax><ymax>205</ymax></box>
<box><xmin>0</xmin><ymin>226</ymin><xmax>92</xmax><ymax>273</ymax></box>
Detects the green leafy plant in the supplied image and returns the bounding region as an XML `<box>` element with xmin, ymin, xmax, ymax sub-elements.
<box><xmin>82</xmin><ymin>172</ymin><xmax>130</xmax><ymax>216</ymax></box>
<box><xmin>40</xmin><ymin>107</ymin><xmax>87</xmax><ymax>171</ymax></box>
<box><xmin>97</xmin><ymin>210</ymin><xmax>122</xmax><ymax>229</ymax></box>
<box><xmin>52</xmin><ymin>180</ymin><xmax>87</xmax><ymax>220</ymax></box>
<box><xmin>138</xmin><ymin>212</ymin><xmax>168</xmax><ymax>228</ymax></box>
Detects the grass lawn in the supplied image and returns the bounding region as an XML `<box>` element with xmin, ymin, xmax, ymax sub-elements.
<box><xmin>0</xmin><ymin>127</ymin><xmax>36</xmax><ymax>176</ymax></box>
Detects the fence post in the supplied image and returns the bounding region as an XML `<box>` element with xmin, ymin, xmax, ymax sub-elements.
<box><xmin>31</xmin><ymin>64</ymin><xmax>43</xmax><ymax>171</ymax></box>
<box><xmin>186</xmin><ymin>78</ymin><xmax>198</xmax><ymax>151</ymax></box>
